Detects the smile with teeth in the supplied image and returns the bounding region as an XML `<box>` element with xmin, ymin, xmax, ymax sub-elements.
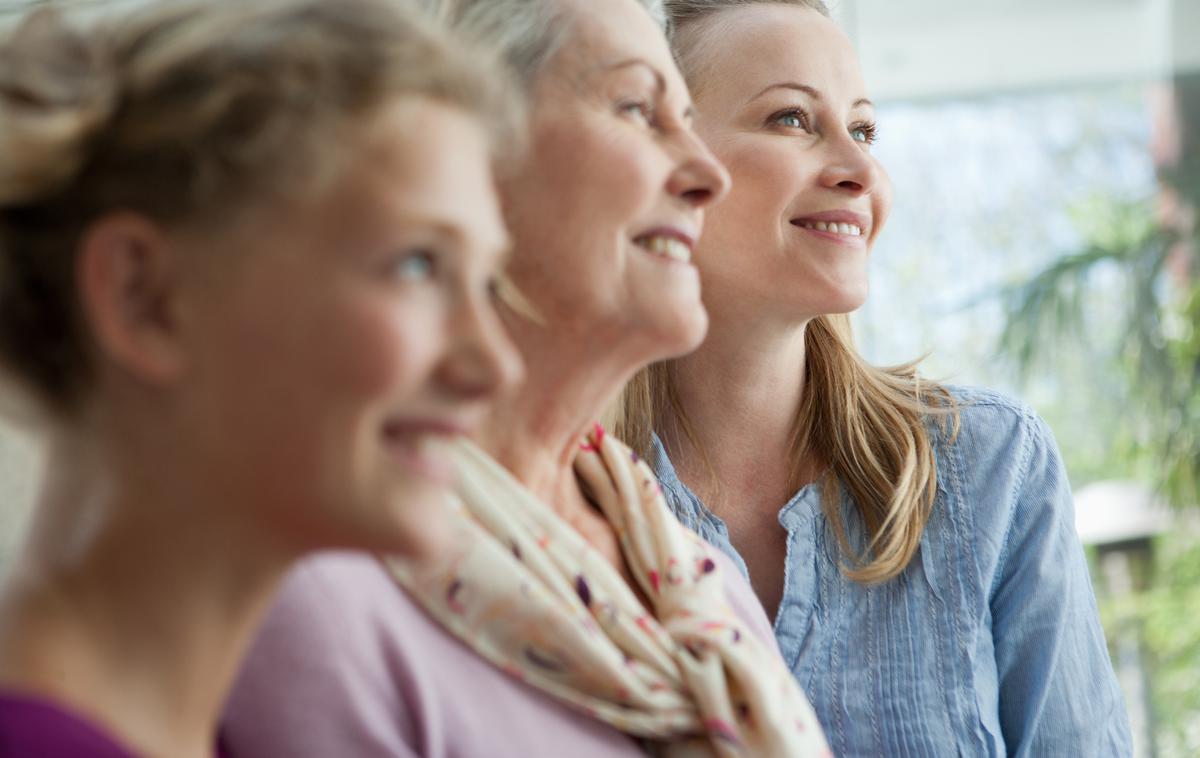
<box><xmin>382</xmin><ymin>424</ymin><xmax>458</xmax><ymax>483</ymax></box>
<box><xmin>797</xmin><ymin>220</ymin><xmax>864</xmax><ymax>237</ymax></box>
<box><xmin>635</xmin><ymin>235</ymin><xmax>692</xmax><ymax>263</ymax></box>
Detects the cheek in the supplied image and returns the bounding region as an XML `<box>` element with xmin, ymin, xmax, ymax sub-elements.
<box><xmin>300</xmin><ymin>293</ymin><xmax>442</xmax><ymax>408</ymax></box>
<box><xmin>869</xmin><ymin>163</ymin><xmax>893</xmax><ymax>244</ymax></box>
<box><xmin>527</xmin><ymin>123</ymin><xmax>661</xmax><ymax>232</ymax></box>
<box><xmin>711</xmin><ymin>141</ymin><xmax>804</xmax><ymax>230</ymax></box>
<box><xmin>505</xmin><ymin>126</ymin><xmax>663</xmax><ymax>301</ymax></box>
<box><xmin>581</xmin><ymin>135</ymin><xmax>661</xmax><ymax>210</ymax></box>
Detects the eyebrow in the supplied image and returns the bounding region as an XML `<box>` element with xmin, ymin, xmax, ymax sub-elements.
<box><xmin>747</xmin><ymin>81</ymin><xmax>873</xmax><ymax>110</ymax></box>
<box><xmin>604</xmin><ymin>58</ymin><xmax>664</xmax><ymax>92</ymax></box>
<box><xmin>600</xmin><ymin>58</ymin><xmax>697</xmax><ymax>120</ymax></box>
<box><xmin>448</xmin><ymin>223</ymin><xmax>512</xmax><ymax>267</ymax></box>
<box><xmin>401</xmin><ymin>215</ymin><xmax>511</xmax><ymax>266</ymax></box>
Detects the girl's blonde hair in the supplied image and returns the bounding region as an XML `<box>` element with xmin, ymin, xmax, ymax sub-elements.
<box><xmin>615</xmin><ymin>0</ymin><xmax>959</xmax><ymax>585</ymax></box>
<box><xmin>0</xmin><ymin>0</ymin><xmax>517</xmax><ymax>416</ymax></box>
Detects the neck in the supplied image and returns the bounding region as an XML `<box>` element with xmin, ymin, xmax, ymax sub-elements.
<box><xmin>664</xmin><ymin>311</ymin><xmax>818</xmax><ymax>510</ymax></box>
<box><xmin>477</xmin><ymin>316</ymin><xmax>641</xmax><ymax>516</ymax></box>
<box><xmin>0</xmin><ymin>432</ymin><xmax>292</xmax><ymax>758</ymax></box>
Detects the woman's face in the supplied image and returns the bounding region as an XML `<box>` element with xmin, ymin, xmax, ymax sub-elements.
<box><xmin>500</xmin><ymin>0</ymin><xmax>730</xmax><ymax>362</ymax></box>
<box><xmin>179</xmin><ymin>98</ymin><xmax>522</xmax><ymax>556</ymax></box>
<box><xmin>683</xmin><ymin>4</ymin><xmax>891</xmax><ymax>325</ymax></box>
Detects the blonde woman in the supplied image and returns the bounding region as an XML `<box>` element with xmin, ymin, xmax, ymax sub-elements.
<box><xmin>0</xmin><ymin>1</ymin><xmax>521</xmax><ymax>756</ymax></box>
<box><xmin>617</xmin><ymin>1</ymin><xmax>1133</xmax><ymax>755</ymax></box>
<box><xmin>223</xmin><ymin>0</ymin><xmax>833</xmax><ymax>756</ymax></box>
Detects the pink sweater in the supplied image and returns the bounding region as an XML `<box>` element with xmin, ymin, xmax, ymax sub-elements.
<box><xmin>221</xmin><ymin>551</ymin><xmax>779</xmax><ymax>757</ymax></box>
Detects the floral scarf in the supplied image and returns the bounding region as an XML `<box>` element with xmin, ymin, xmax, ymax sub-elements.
<box><xmin>384</xmin><ymin>425</ymin><xmax>831</xmax><ymax>757</ymax></box>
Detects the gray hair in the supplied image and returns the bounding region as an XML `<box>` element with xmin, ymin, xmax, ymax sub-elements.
<box><xmin>431</xmin><ymin>0</ymin><xmax>666</xmax><ymax>88</ymax></box>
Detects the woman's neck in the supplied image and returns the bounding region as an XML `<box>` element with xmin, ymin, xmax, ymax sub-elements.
<box><xmin>0</xmin><ymin>434</ymin><xmax>292</xmax><ymax>758</ymax></box>
<box><xmin>663</xmin><ymin>314</ymin><xmax>819</xmax><ymax>513</ymax></box>
<box><xmin>477</xmin><ymin>317</ymin><xmax>643</xmax><ymax>519</ymax></box>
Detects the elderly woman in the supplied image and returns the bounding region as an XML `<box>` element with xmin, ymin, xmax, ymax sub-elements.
<box><xmin>221</xmin><ymin>0</ymin><xmax>830</xmax><ymax>756</ymax></box>
<box><xmin>618</xmin><ymin>1</ymin><xmax>1133</xmax><ymax>755</ymax></box>
<box><xmin>0</xmin><ymin>1</ymin><xmax>520</xmax><ymax>756</ymax></box>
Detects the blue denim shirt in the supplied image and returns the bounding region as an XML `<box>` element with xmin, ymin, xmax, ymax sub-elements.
<box><xmin>651</xmin><ymin>385</ymin><xmax>1132</xmax><ymax>757</ymax></box>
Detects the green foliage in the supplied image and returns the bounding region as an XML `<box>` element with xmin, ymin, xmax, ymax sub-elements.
<box><xmin>993</xmin><ymin>193</ymin><xmax>1197</xmax><ymax>507</ymax></box>
<box><xmin>1160</xmin><ymin>284</ymin><xmax>1200</xmax><ymax>505</ymax></box>
<box><xmin>995</xmin><ymin>186</ymin><xmax>1200</xmax><ymax>755</ymax></box>
<box><xmin>1099</xmin><ymin>525</ymin><xmax>1200</xmax><ymax>757</ymax></box>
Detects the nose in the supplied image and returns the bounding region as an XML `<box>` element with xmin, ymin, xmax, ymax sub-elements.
<box><xmin>819</xmin><ymin>135</ymin><xmax>880</xmax><ymax>196</ymax></box>
<box><xmin>665</xmin><ymin>129</ymin><xmax>731</xmax><ymax>209</ymax></box>
<box><xmin>438</xmin><ymin>288</ymin><xmax>524</xmax><ymax>402</ymax></box>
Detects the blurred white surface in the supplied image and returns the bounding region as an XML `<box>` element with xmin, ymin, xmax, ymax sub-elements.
<box><xmin>832</xmin><ymin>0</ymin><xmax>1199</xmax><ymax>100</ymax></box>
<box><xmin>1075</xmin><ymin>479</ymin><xmax>1174</xmax><ymax>545</ymax></box>
<box><xmin>0</xmin><ymin>420</ymin><xmax>40</xmax><ymax>567</ymax></box>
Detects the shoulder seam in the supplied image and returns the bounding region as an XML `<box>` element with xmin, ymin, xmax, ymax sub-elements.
<box><xmin>986</xmin><ymin>414</ymin><xmax>1041</xmax><ymax>601</ymax></box>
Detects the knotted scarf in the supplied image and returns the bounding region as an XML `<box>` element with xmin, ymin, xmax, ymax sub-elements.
<box><xmin>384</xmin><ymin>425</ymin><xmax>831</xmax><ymax>757</ymax></box>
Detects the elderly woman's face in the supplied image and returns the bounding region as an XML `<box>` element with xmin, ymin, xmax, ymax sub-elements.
<box><xmin>501</xmin><ymin>0</ymin><xmax>729</xmax><ymax>360</ymax></box>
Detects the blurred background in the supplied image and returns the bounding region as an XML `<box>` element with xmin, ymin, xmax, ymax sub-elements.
<box><xmin>1</xmin><ymin>0</ymin><xmax>1198</xmax><ymax>755</ymax></box>
<box><xmin>833</xmin><ymin>0</ymin><xmax>1200</xmax><ymax>755</ymax></box>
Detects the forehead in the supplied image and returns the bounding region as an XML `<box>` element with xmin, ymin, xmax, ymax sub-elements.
<box><xmin>338</xmin><ymin>98</ymin><xmax>506</xmax><ymax>247</ymax></box>
<box><xmin>550</xmin><ymin>0</ymin><xmax>675</xmax><ymax>81</ymax></box>
<box><xmin>692</xmin><ymin>4</ymin><xmax>866</xmax><ymax>104</ymax></box>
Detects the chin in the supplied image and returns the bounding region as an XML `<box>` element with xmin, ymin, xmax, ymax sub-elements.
<box><xmin>822</xmin><ymin>295</ymin><xmax>868</xmax><ymax>316</ymax></box>
<box><xmin>642</xmin><ymin>297</ymin><xmax>709</xmax><ymax>361</ymax></box>
<box><xmin>380</xmin><ymin>516</ymin><xmax>452</xmax><ymax>560</ymax></box>
<box><xmin>808</xmin><ymin>276</ymin><xmax>869</xmax><ymax>317</ymax></box>
<box><xmin>838</xmin><ymin>284</ymin><xmax>870</xmax><ymax>314</ymax></box>
<box><xmin>361</xmin><ymin>484</ymin><xmax>455</xmax><ymax>558</ymax></box>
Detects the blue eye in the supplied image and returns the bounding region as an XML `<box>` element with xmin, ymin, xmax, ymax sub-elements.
<box><xmin>389</xmin><ymin>250</ymin><xmax>436</xmax><ymax>281</ymax></box>
<box><xmin>851</xmin><ymin>122</ymin><xmax>879</xmax><ymax>145</ymax></box>
<box><xmin>618</xmin><ymin>99</ymin><xmax>654</xmax><ymax>124</ymax></box>
<box><xmin>770</xmin><ymin>108</ymin><xmax>811</xmax><ymax>131</ymax></box>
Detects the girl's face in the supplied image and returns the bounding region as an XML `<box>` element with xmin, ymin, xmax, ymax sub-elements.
<box><xmin>499</xmin><ymin>0</ymin><xmax>730</xmax><ymax>364</ymax></box>
<box><xmin>179</xmin><ymin>98</ymin><xmax>522</xmax><ymax>556</ymax></box>
<box><xmin>682</xmin><ymin>4</ymin><xmax>892</xmax><ymax>326</ymax></box>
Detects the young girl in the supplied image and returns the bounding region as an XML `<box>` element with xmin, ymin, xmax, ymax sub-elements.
<box><xmin>0</xmin><ymin>1</ymin><xmax>520</xmax><ymax>756</ymax></box>
<box><xmin>619</xmin><ymin>1</ymin><xmax>1133</xmax><ymax>755</ymax></box>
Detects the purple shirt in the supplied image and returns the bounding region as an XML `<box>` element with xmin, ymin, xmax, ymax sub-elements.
<box><xmin>0</xmin><ymin>693</ymin><xmax>137</xmax><ymax>758</ymax></box>
<box><xmin>0</xmin><ymin>692</ymin><xmax>232</xmax><ymax>758</ymax></box>
<box><xmin>221</xmin><ymin>550</ymin><xmax>780</xmax><ymax>757</ymax></box>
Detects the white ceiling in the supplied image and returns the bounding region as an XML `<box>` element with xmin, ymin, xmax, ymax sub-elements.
<box><xmin>834</xmin><ymin>0</ymin><xmax>1199</xmax><ymax>102</ymax></box>
<box><xmin>3</xmin><ymin>0</ymin><xmax>1197</xmax><ymax>102</ymax></box>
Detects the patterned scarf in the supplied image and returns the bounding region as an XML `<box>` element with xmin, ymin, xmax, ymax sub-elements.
<box><xmin>384</xmin><ymin>424</ymin><xmax>831</xmax><ymax>757</ymax></box>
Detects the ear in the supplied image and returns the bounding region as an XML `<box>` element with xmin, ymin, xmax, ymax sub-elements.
<box><xmin>76</xmin><ymin>212</ymin><xmax>187</xmax><ymax>386</ymax></box>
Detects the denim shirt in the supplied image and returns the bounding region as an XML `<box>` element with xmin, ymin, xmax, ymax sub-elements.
<box><xmin>651</xmin><ymin>385</ymin><xmax>1132</xmax><ymax>757</ymax></box>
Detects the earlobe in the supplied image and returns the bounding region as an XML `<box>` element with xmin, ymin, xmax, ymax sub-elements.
<box><xmin>76</xmin><ymin>212</ymin><xmax>187</xmax><ymax>386</ymax></box>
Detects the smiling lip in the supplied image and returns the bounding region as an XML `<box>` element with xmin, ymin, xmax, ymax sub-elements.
<box><xmin>635</xmin><ymin>226</ymin><xmax>696</xmax><ymax>249</ymax></box>
<box><xmin>790</xmin><ymin>210</ymin><xmax>871</xmax><ymax>243</ymax></box>
<box><xmin>632</xmin><ymin>226</ymin><xmax>698</xmax><ymax>264</ymax></box>
<box><xmin>381</xmin><ymin>418</ymin><xmax>472</xmax><ymax>485</ymax></box>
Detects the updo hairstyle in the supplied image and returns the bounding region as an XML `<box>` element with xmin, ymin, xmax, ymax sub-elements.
<box><xmin>0</xmin><ymin>0</ymin><xmax>517</xmax><ymax>416</ymax></box>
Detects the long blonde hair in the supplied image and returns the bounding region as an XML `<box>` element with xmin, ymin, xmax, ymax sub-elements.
<box><xmin>614</xmin><ymin>0</ymin><xmax>959</xmax><ymax>585</ymax></box>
